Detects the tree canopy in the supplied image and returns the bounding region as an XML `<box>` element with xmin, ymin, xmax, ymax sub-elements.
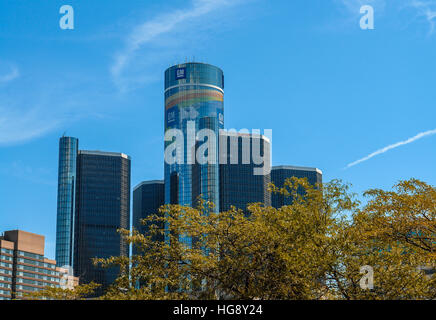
<box><xmin>30</xmin><ymin>178</ymin><xmax>435</xmax><ymax>300</ymax></box>
<box><xmin>94</xmin><ymin>178</ymin><xmax>435</xmax><ymax>300</ymax></box>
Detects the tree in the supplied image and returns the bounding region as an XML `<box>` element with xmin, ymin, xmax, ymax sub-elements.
<box><xmin>96</xmin><ymin>178</ymin><xmax>435</xmax><ymax>300</ymax></box>
<box><xmin>358</xmin><ymin>179</ymin><xmax>435</xmax><ymax>258</ymax></box>
<box><xmin>26</xmin><ymin>282</ymin><xmax>100</xmax><ymax>300</ymax></box>
<box><xmin>322</xmin><ymin>179</ymin><xmax>435</xmax><ymax>299</ymax></box>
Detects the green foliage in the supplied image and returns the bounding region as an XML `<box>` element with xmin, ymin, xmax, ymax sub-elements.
<box><xmin>94</xmin><ymin>178</ymin><xmax>435</xmax><ymax>300</ymax></box>
<box><xmin>25</xmin><ymin>282</ymin><xmax>100</xmax><ymax>300</ymax></box>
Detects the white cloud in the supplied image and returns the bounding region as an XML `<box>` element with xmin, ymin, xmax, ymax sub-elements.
<box><xmin>345</xmin><ymin>128</ymin><xmax>436</xmax><ymax>169</ymax></box>
<box><xmin>0</xmin><ymin>61</ymin><xmax>64</xmax><ymax>145</ymax></box>
<box><xmin>0</xmin><ymin>106</ymin><xmax>62</xmax><ymax>145</ymax></box>
<box><xmin>0</xmin><ymin>65</ymin><xmax>19</xmax><ymax>83</ymax></box>
<box><xmin>0</xmin><ymin>75</ymin><xmax>112</xmax><ymax>146</ymax></box>
<box><xmin>111</xmin><ymin>0</ymin><xmax>248</xmax><ymax>91</ymax></box>
<box><xmin>407</xmin><ymin>0</ymin><xmax>436</xmax><ymax>34</ymax></box>
<box><xmin>338</xmin><ymin>0</ymin><xmax>386</xmax><ymax>14</ymax></box>
<box><xmin>336</xmin><ymin>0</ymin><xmax>436</xmax><ymax>33</ymax></box>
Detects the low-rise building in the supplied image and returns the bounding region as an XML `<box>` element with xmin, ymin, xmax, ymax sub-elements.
<box><xmin>0</xmin><ymin>230</ymin><xmax>78</xmax><ymax>300</ymax></box>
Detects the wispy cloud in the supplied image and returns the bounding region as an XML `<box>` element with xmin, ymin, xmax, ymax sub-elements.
<box><xmin>0</xmin><ymin>106</ymin><xmax>62</xmax><ymax>145</ymax></box>
<box><xmin>1</xmin><ymin>1</ymin><xmax>252</xmax><ymax>145</ymax></box>
<box><xmin>0</xmin><ymin>65</ymin><xmax>19</xmax><ymax>83</ymax></box>
<box><xmin>111</xmin><ymin>0</ymin><xmax>248</xmax><ymax>91</ymax></box>
<box><xmin>407</xmin><ymin>0</ymin><xmax>436</xmax><ymax>34</ymax></box>
<box><xmin>336</xmin><ymin>0</ymin><xmax>436</xmax><ymax>34</ymax></box>
<box><xmin>0</xmin><ymin>72</ymin><xmax>115</xmax><ymax>146</ymax></box>
<box><xmin>338</xmin><ymin>0</ymin><xmax>386</xmax><ymax>15</ymax></box>
<box><xmin>0</xmin><ymin>60</ymin><xmax>63</xmax><ymax>145</ymax></box>
<box><xmin>345</xmin><ymin>128</ymin><xmax>436</xmax><ymax>169</ymax></box>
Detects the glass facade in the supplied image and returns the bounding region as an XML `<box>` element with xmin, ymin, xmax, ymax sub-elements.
<box><xmin>219</xmin><ymin>133</ymin><xmax>271</xmax><ymax>212</ymax></box>
<box><xmin>56</xmin><ymin>136</ymin><xmax>78</xmax><ymax>268</ymax></box>
<box><xmin>164</xmin><ymin>63</ymin><xmax>224</xmax><ymax>218</ymax></box>
<box><xmin>132</xmin><ymin>181</ymin><xmax>165</xmax><ymax>255</ymax></box>
<box><xmin>271</xmin><ymin>166</ymin><xmax>323</xmax><ymax>208</ymax></box>
<box><xmin>73</xmin><ymin>151</ymin><xmax>130</xmax><ymax>295</ymax></box>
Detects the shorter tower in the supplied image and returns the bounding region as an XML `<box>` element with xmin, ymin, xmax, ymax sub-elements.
<box><xmin>133</xmin><ymin>180</ymin><xmax>165</xmax><ymax>253</ymax></box>
<box><xmin>271</xmin><ymin>166</ymin><xmax>322</xmax><ymax>208</ymax></box>
<box><xmin>219</xmin><ymin>131</ymin><xmax>271</xmax><ymax>212</ymax></box>
<box><xmin>74</xmin><ymin>150</ymin><xmax>131</xmax><ymax>294</ymax></box>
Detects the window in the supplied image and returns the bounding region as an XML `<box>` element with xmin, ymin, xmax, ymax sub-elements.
<box><xmin>0</xmin><ymin>248</ymin><xmax>13</xmax><ymax>255</ymax></box>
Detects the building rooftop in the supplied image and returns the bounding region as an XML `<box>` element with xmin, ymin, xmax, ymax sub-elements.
<box><xmin>272</xmin><ymin>165</ymin><xmax>323</xmax><ymax>175</ymax></box>
<box><xmin>1</xmin><ymin>230</ymin><xmax>45</xmax><ymax>256</ymax></box>
<box><xmin>133</xmin><ymin>180</ymin><xmax>164</xmax><ymax>192</ymax></box>
<box><xmin>79</xmin><ymin>150</ymin><xmax>131</xmax><ymax>160</ymax></box>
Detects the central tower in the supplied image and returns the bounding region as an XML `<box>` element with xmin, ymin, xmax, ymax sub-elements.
<box><xmin>164</xmin><ymin>62</ymin><xmax>224</xmax><ymax>214</ymax></box>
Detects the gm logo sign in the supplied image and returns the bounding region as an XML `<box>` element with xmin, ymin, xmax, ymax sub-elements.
<box><xmin>167</xmin><ymin>111</ymin><xmax>175</xmax><ymax>123</ymax></box>
<box><xmin>176</xmin><ymin>68</ymin><xmax>186</xmax><ymax>80</ymax></box>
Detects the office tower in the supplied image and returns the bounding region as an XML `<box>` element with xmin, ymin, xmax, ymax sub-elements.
<box><xmin>56</xmin><ymin>137</ymin><xmax>132</xmax><ymax>293</ymax></box>
<box><xmin>56</xmin><ymin>136</ymin><xmax>78</xmax><ymax>268</ymax></box>
<box><xmin>74</xmin><ymin>150</ymin><xmax>130</xmax><ymax>293</ymax></box>
<box><xmin>164</xmin><ymin>63</ymin><xmax>224</xmax><ymax>215</ymax></box>
<box><xmin>219</xmin><ymin>131</ymin><xmax>271</xmax><ymax>212</ymax></box>
<box><xmin>271</xmin><ymin>166</ymin><xmax>323</xmax><ymax>208</ymax></box>
<box><xmin>133</xmin><ymin>180</ymin><xmax>165</xmax><ymax>253</ymax></box>
<box><xmin>0</xmin><ymin>230</ymin><xmax>78</xmax><ymax>300</ymax></box>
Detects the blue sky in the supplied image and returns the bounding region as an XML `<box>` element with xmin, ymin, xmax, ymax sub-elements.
<box><xmin>1</xmin><ymin>0</ymin><xmax>435</xmax><ymax>259</ymax></box>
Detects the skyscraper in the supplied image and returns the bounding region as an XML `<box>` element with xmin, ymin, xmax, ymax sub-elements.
<box><xmin>56</xmin><ymin>137</ymin><xmax>131</xmax><ymax>294</ymax></box>
<box><xmin>219</xmin><ymin>131</ymin><xmax>271</xmax><ymax>212</ymax></box>
<box><xmin>164</xmin><ymin>63</ymin><xmax>224</xmax><ymax>216</ymax></box>
<box><xmin>271</xmin><ymin>166</ymin><xmax>322</xmax><ymax>208</ymax></box>
<box><xmin>74</xmin><ymin>150</ymin><xmax>130</xmax><ymax>293</ymax></box>
<box><xmin>133</xmin><ymin>180</ymin><xmax>165</xmax><ymax>252</ymax></box>
<box><xmin>56</xmin><ymin>136</ymin><xmax>78</xmax><ymax>268</ymax></box>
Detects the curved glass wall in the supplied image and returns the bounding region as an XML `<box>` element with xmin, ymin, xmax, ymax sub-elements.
<box><xmin>55</xmin><ymin>136</ymin><xmax>78</xmax><ymax>268</ymax></box>
<box><xmin>164</xmin><ymin>63</ymin><xmax>224</xmax><ymax>221</ymax></box>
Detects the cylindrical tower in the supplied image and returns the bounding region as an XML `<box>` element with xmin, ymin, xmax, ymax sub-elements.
<box><xmin>56</xmin><ymin>136</ymin><xmax>78</xmax><ymax>268</ymax></box>
<box><xmin>164</xmin><ymin>62</ymin><xmax>224</xmax><ymax>214</ymax></box>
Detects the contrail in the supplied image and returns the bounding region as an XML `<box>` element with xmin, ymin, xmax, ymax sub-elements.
<box><xmin>345</xmin><ymin>128</ymin><xmax>436</xmax><ymax>169</ymax></box>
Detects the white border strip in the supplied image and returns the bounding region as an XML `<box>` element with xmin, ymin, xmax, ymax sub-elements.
<box><xmin>273</xmin><ymin>165</ymin><xmax>323</xmax><ymax>175</ymax></box>
<box><xmin>165</xmin><ymin>83</ymin><xmax>224</xmax><ymax>94</ymax></box>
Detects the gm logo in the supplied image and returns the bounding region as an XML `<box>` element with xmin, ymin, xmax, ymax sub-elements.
<box><xmin>176</xmin><ymin>68</ymin><xmax>186</xmax><ymax>80</ymax></box>
<box><xmin>167</xmin><ymin>111</ymin><xmax>175</xmax><ymax>123</ymax></box>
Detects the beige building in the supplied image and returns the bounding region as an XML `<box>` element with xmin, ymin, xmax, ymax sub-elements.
<box><xmin>0</xmin><ymin>230</ymin><xmax>78</xmax><ymax>300</ymax></box>
<box><xmin>58</xmin><ymin>266</ymin><xmax>79</xmax><ymax>290</ymax></box>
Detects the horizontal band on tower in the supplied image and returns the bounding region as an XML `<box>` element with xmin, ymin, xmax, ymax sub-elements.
<box><xmin>164</xmin><ymin>83</ymin><xmax>224</xmax><ymax>94</ymax></box>
<box><xmin>165</xmin><ymin>90</ymin><xmax>223</xmax><ymax>110</ymax></box>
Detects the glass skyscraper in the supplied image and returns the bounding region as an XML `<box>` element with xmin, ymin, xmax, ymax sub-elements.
<box><xmin>219</xmin><ymin>132</ymin><xmax>271</xmax><ymax>212</ymax></box>
<box><xmin>73</xmin><ymin>150</ymin><xmax>130</xmax><ymax>294</ymax></box>
<box><xmin>164</xmin><ymin>63</ymin><xmax>224</xmax><ymax>214</ymax></box>
<box><xmin>271</xmin><ymin>166</ymin><xmax>323</xmax><ymax>208</ymax></box>
<box><xmin>56</xmin><ymin>136</ymin><xmax>78</xmax><ymax>268</ymax></box>
<box><xmin>133</xmin><ymin>180</ymin><xmax>165</xmax><ymax>253</ymax></box>
<box><xmin>56</xmin><ymin>137</ymin><xmax>131</xmax><ymax>295</ymax></box>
